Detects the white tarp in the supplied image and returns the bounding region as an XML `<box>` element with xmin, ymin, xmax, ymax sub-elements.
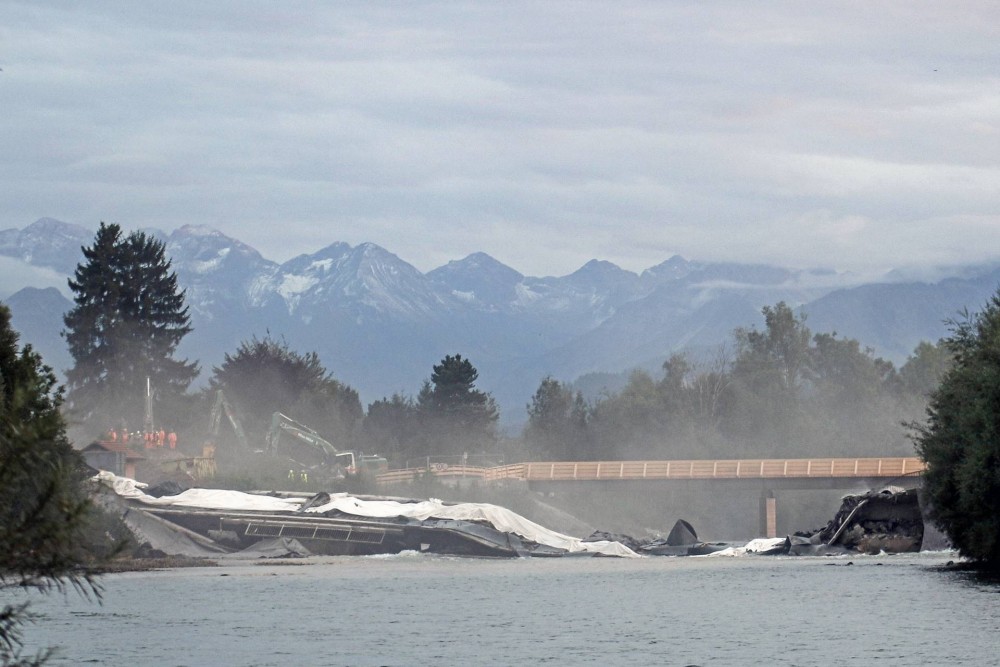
<box><xmin>96</xmin><ymin>472</ymin><xmax>303</xmax><ymax>512</ymax></box>
<box><xmin>307</xmin><ymin>494</ymin><xmax>637</xmax><ymax>557</ymax></box>
<box><xmin>700</xmin><ymin>537</ymin><xmax>789</xmax><ymax>557</ymax></box>
<box><xmin>94</xmin><ymin>472</ymin><xmax>637</xmax><ymax>558</ymax></box>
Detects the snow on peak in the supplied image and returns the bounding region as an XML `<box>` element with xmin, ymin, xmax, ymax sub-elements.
<box><xmin>174</xmin><ymin>224</ymin><xmax>221</xmax><ymax>238</ymax></box>
<box><xmin>309</xmin><ymin>258</ymin><xmax>334</xmax><ymax>272</ymax></box>
<box><xmin>190</xmin><ymin>247</ymin><xmax>231</xmax><ymax>275</ymax></box>
<box><xmin>278</xmin><ymin>273</ymin><xmax>319</xmax><ymax>297</ymax></box>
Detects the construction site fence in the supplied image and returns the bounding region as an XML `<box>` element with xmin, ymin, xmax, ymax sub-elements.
<box><xmin>376</xmin><ymin>457</ymin><xmax>926</xmax><ymax>486</ymax></box>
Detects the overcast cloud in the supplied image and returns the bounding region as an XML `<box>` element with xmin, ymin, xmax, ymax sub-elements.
<box><xmin>2</xmin><ymin>1</ymin><xmax>998</xmax><ymax>277</ymax></box>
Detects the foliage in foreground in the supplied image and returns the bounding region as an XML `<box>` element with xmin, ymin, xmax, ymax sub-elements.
<box><xmin>915</xmin><ymin>290</ymin><xmax>1000</xmax><ymax>567</ymax></box>
<box><xmin>0</xmin><ymin>304</ymin><xmax>98</xmax><ymax>665</ymax></box>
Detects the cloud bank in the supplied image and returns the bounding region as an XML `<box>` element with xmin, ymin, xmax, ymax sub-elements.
<box><xmin>2</xmin><ymin>1</ymin><xmax>998</xmax><ymax>277</ymax></box>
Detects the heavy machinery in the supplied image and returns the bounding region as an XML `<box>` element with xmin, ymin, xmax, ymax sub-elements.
<box><xmin>208</xmin><ymin>390</ymin><xmax>253</xmax><ymax>452</ymax></box>
<box><xmin>264</xmin><ymin>412</ymin><xmax>387</xmax><ymax>476</ymax></box>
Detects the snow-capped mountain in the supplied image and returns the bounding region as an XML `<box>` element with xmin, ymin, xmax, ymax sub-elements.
<box><xmin>2</xmin><ymin>217</ymin><xmax>997</xmax><ymax>422</ymax></box>
<box><xmin>0</xmin><ymin>218</ymin><xmax>92</xmax><ymax>275</ymax></box>
<box><xmin>427</xmin><ymin>252</ymin><xmax>525</xmax><ymax>313</ymax></box>
<box><xmin>275</xmin><ymin>242</ymin><xmax>456</xmax><ymax>321</ymax></box>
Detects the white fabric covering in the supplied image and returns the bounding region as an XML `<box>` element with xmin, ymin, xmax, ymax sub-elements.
<box><xmin>701</xmin><ymin>537</ymin><xmax>788</xmax><ymax>557</ymax></box>
<box><xmin>96</xmin><ymin>471</ymin><xmax>302</xmax><ymax>512</ymax></box>
<box><xmin>307</xmin><ymin>494</ymin><xmax>637</xmax><ymax>557</ymax></box>
<box><xmin>95</xmin><ymin>472</ymin><xmax>637</xmax><ymax>557</ymax></box>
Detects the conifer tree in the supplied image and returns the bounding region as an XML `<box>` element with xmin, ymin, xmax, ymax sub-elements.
<box><xmin>63</xmin><ymin>223</ymin><xmax>197</xmax><ymax>433</ymax></box>
<box><xmin>0</xmin><ymin>303</ymin><xmax>96</xmax><ymax>665</ymax></box>
<box><xmin>417</xmin><ymin>354</ymin><xmax>498</xmax><ymax>458</ymax></box>
<box><xmin>524</xmin><ymin>376</ymin><xmax>589</xmax><ymax>460</ymax></box>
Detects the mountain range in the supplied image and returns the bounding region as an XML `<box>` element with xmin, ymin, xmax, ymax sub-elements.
<box><xmin>3</xmin><ymin>217</ymin><xmax>999</xmax><ymax>425</ymax></box>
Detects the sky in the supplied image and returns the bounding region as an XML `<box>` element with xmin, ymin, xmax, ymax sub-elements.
<box><xmin>2</xmin><ymin>1</ymin><xmax>999</xmax><ymax>278</ymax></box>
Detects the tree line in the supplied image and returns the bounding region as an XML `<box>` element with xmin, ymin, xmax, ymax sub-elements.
<box><xmin>523</xmin><ymin>303</ymin><xmax>951</xmax><ymax>463</ymax></box>
<box><xmin>51</xmin><ymin>223</ymin><xmax>504</xmax><ymax>471</ymax></box>
<box><xmin>51</xmin><ymin>223</ymin><xmax>956</xmax><ymax>470</ymax></box>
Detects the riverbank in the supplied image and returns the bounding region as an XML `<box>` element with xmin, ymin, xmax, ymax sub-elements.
<box><xmin>89</xmin><ymin>555</ymin><xmax>217</xmax><ymax>573</ymax></box>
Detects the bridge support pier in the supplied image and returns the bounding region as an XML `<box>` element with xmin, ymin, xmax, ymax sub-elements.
<box><xmin>759</xmin><ymin>490</ymin><xmax>776</xmax><ymax>538</ymax></box>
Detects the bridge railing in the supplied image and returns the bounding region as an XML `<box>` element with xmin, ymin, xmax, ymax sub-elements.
<box><xmin>521</xmin><ymin>457</ymin><xmax>925</xmax><ymax>481</ymax></box>
<box><xmin>375</xmin><ymin>457</ymin><xmax>925</xmax><ymax>485</ymax></box>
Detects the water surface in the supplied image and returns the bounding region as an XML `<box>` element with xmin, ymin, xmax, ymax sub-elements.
<box><xmin>18</xmin><ymin>551</ymin><xmax>996</xmax><ymax>666</ymax></box>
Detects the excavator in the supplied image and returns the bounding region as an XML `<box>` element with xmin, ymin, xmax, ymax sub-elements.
<box><xmin>264</xmin><ymin>411</ymin><xmax>387</xmax><ymax>476</ymax></box>
<box><xmin>208</xmin><ymin>390</ymin><xmax>253</xmax><ymax>452</ymax></box>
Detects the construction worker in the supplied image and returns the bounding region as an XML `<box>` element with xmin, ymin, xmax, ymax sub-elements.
<box><xmin>167</xmin><ymin>431</ymin><xmax>177</xmax><ymax>449</ymax></box>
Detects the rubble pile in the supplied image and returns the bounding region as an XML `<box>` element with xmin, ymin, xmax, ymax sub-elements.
<box><xmin>803</xmin><ymin>487</ymin><xmax>924</xmax><ymax>554</ymax></box>
<box><xmin>585</xmin><ymin>520</ymin><xmax>731</xmax><ymax>556</ymax></box>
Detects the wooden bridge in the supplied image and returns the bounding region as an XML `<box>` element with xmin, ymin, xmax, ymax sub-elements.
<box><xmin>376</xmin><ymin>456</ymin><xmax>925</xmax><ymax>485</ymax></box>
<box><xmin>376</xmin><ymin>457</ymin><xmax>926</xmax><ymax>538</ymax></box>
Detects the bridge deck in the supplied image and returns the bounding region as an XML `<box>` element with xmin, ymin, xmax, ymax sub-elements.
<box><xmin>376</xmin><ymin>457</ymin><xmax>925</xmax><ymax>485</ymax></box>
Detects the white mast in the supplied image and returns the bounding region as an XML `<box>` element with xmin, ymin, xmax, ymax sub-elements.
<box><xmin>144</xmin><ymin>376</ymin><xmax>154</xmax><ymax>433</ymax></box>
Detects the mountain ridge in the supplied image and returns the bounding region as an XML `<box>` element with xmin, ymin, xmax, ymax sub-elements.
<box><xmin>3</xmin><ymin>217</ymin><xmax>997</xmax><ymax>423</ymax></box>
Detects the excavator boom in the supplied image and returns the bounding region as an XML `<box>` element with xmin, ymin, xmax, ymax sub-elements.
<box><xmin>264</xmin><ymin>412</ymin><xmax>386</xmax><ymax>474</ymax></box>
<box><xmin>209</xmin><ymin>390</ymin><xmax>252</xmax><ymax>451</ymax></box>
<box><xmin>265</xmin><ymin>412</ymin><xmax>342</xmax><ymax>463</ymax></box>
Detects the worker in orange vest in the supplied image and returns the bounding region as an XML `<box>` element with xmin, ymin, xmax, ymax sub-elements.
<box><xmin>167</xmin><ymin>431</ymin><xmax>177</xmax><ymax>449</ymax></box>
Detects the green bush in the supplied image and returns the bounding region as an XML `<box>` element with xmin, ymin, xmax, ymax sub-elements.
<box><xmin>915</xmin><ymin>290</ymin><xmax>1000</xmax><ymax>567</ymax></box>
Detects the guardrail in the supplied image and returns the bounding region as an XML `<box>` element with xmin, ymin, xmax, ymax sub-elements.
<box><xmin>521</xmin><ymin>457</ymin><xmax>925</xmax><ymax>481</ymax></box>
<box><xmin>375</xmin><ymin>457</ymin><xmax>925</xmax><ymax>486</ymax></box>
<box><xmin>376</xmin><ymin>465</ymin><xmax>485</xmax><ymax>485</ymax></box>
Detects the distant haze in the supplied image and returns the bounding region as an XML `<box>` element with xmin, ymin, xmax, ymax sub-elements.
<box><xmin>0</xmin><ymin>256</ymin><xmax>67</xmax><ymax>299</ymax></box>
<box><xmin>2</xmin><ymin>3</ymin><xmax>999</xmax><ymax>277</ymax></box>
<box><xmin>5</xmin><ymin>218</ymin><xmax>1000</xmax><ymax>428</ymax></box>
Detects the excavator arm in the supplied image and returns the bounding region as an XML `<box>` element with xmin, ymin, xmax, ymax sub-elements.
<box><xmin>209</xmin><ymin>390</ymin><xmax>252</xmax><ymax>451</ymax></box>
<box><xmin>265</xmin><ymin>412</ymin><xmax>351</xmax><ymax>467</ymax></box>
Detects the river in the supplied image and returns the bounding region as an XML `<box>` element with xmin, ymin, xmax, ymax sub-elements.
<box><xmin>17</xmin><ymin>551</ymin><xmax>997</xmax><ymax>666</ymax></box>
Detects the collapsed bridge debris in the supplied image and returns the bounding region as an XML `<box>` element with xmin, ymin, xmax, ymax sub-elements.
<box><xmin>584</xmin><ymin>519</ymin><xmax>732</xmax><ymax>556</ymax></box>
<box><xmin>92</xmin><ymin>472</ymin><xmax>638</xmax><ymax>559</ymax></box>
<box><xmin>800</xmin><ymin>487</ymin><xmax>925</xmax><ymax>554</ymax></box>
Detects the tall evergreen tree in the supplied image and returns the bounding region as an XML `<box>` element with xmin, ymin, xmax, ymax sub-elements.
<box><xmin>417</xmin><ymin>354</ymin><xmax>498</xmax><ymax>458</ymax></box>
<box><xmin>524</xmin><ymin>376</ymin><xmax>589</xmax><ymax>460</ymax></box>
<box><xmin>63</xmin><ymin>223</ymin><xmax>197</xmax><ymax>433</ymax></box>
<box><xmin>0</xmin><ymin>304</ymin><xmax>97</xmax><ymax>665</ymax></box>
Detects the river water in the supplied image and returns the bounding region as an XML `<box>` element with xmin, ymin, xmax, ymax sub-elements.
<box><xmin>17</xmin><ymin>551</ymin><xmax>998</xmax><ymax>666</ymax></box>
